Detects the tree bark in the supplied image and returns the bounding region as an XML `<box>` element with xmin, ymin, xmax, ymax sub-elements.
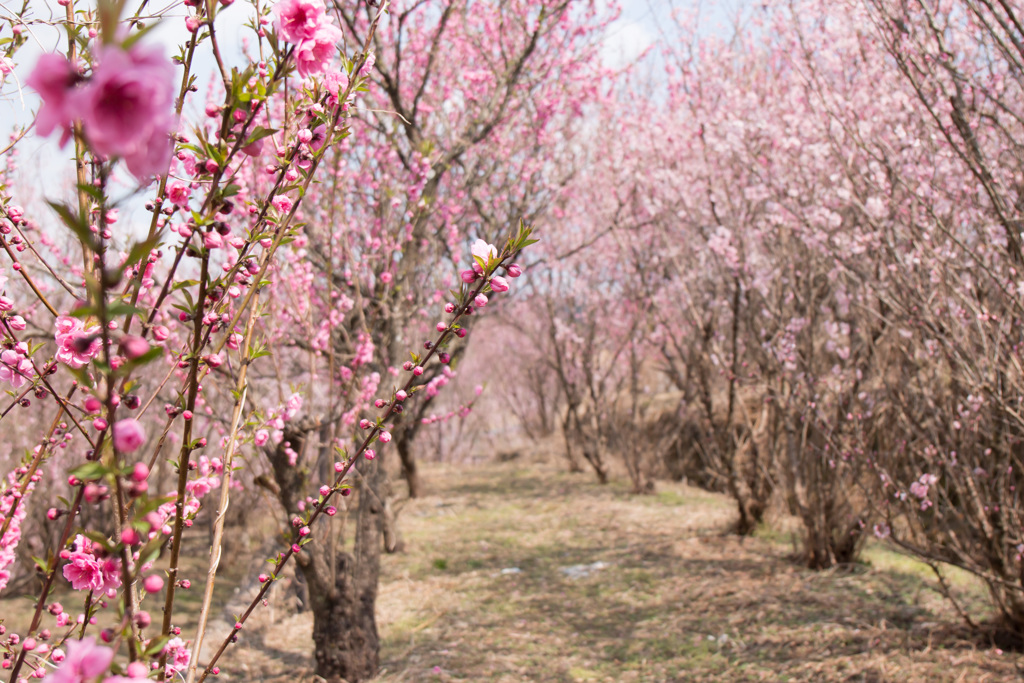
<box><xmin>395</xmin><ymin>427</ymin><xmax>422</xmax><ymax>499</ymax></box>
<box><xmin>298</xmin><ymin>455</ymin><xmax>383</xmax><ymax>683</ymax></box>
<box><xmin>267</xmin><ymin>421</ymin><xmax>384</xmax><ymax>682</ymax></box>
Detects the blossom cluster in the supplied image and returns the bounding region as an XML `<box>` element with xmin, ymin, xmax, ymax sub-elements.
<box><xmin>275</xmin><ymin>0</ymin><xmax>343</xmax><ymax>78</ymax></box>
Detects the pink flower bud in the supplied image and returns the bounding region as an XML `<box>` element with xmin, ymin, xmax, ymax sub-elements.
<box><xmin>319</xmin><ymin>485</ymin><xmax>330</xmax><ymax>496</ymax></box>
<box><xmin>460</xmin><ymin>269</ymin><xmax>477</xmax><ymax>284</ymax></box>
<box><xmin>489</xmin><ymin>276</ymin><xmax>509</xmax><ymax>292</ymax></box>
<box><xmin>378</xmin><ymin>430</ymin><xmax>392</xmax><ymax>443</ymax></box>
<box><xmin>506</xmin><ymin>263</ymin><xmax>522</xmax><ymax>277</ymax></box>
<box><xmin>474</xmin><ymin>294</ymin><xmax>488</xmax><ymax>307</ymax></box>
<box><xmin>413</xmin><ymin>366</ymin><xmax>423</xmax><ymax>376</ymax></box>
<box><xmin>444</xmin><ymin>303</ymin><xmax>456</xmax><ymax>313</ymax></box>
<box><xmin>153</xmin><ymin>325</ymin><xmax>170</xmax><ymax>341</ymax></box>
<box><xmin>395</xmin><ymin>390</ymin><xmax>407</xmax><ymax>402</ymax></box>
<box><xmin>326</xmin><ymin>506</ymin><xmax>337</xmax><ymax>516</ymax></box>
<box><xmin>143</xmin><ymin>574</ymin><xmax>164</xmax><ymax>594</ymax></box>
<box><xmin>113</xmin><ymin>418</ymin><xmax>146</xmax><ymax>453</ymax></box>
<box><xmin>121</xmin><ymin>335</ymin><xmax>150</xmax><ymax>359</ymax></box>
<box><xmin>131</xmin><ymin>462</ymin><xmax>149</xmax><ymax>482</ymax></box>
<box><xmin>364</xmin><ymin>449</ymin><xmax>376</xmax><ymax>460</ymax></box>
<box><xmin>84</xmin><ymin>397</ymin><xmax>102</xmax><ymax>413</ymax></box>
<box><xmin>436</xmin><ymin>322</ymin><xmax>447</xmax><ymax>332</ymax></box>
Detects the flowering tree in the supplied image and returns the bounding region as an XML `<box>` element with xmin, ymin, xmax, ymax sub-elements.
<box><xmin>0</xmin><ymin>0</ymin><xmax>549</xmax><ymax>681</ymax></box>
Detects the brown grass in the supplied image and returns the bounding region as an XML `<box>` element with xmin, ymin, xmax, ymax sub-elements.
<box><xmin>4</xmin><ymin>459</ymin><xmax>1020</xmax><ymax>682</ymax></box>
<box><xmin>207</xmin><ymin>460</ymin><xmax>1019</xmax><ymax>682</ymax></box>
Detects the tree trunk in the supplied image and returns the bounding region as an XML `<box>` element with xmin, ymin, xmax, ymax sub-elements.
<box><xmin>268</xmin><ymin>421</ymin><xmax>384</xmax><ymax>682</ymax></box>
<box><xmin>298</xmin><ymin>454</ymin><xmax>384</xmax><ymax>682</ymax></box>
<box><xmin>396</xmin><ymin>427</ymin><xmax>422</xmax><ymax>499</ymax></box>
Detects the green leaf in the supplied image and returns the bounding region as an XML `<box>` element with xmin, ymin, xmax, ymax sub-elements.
<box><xmin>47</xmin><ymin>200</ymin><xmax>95</xmax><ymax>252</ymax></box>
<box><xmin>70</xmin><ymin>461</ymin><xmax>110</xmax><ymax>482</ymax></box>
<box><xmin>122</xmin><ymin>234</ymin><xmax>162</xmax><ymax>273</ymax></box>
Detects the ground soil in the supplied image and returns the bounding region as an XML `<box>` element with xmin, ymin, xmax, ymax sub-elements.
<box><xmin>201</xmin><ymin>460</ymin><xmax>1022</xmax><ymax>682</ymax></box>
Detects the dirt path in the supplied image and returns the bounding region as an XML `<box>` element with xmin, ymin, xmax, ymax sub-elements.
<box><xmin>216</xmin><ymin>461</ymin><xmax>1018</xmax><ymax>682</ymax></box>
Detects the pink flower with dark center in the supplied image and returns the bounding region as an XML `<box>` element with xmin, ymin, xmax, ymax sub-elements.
<box><xmin>76</xmin><ymin>44</ymin><xmax>175</xmax><ymax>178</ymax></box>
<box><xmin>274</xmin><ymin>0</ymin><xmax>326</xmax><ymax>43</ymax></box>
<box><xmin>26</xmin><ymin>53</ymin><xmax>78</xmax><ymax>146</ymax></box>
<box><xmin>54</xmin><ymin>316</ymin><xmax>100</xmax><ymax>368</ymax></box>
<box><xmin>295</xmin><ymin>23</ymin><xmax>342</xmax><ymax>78</ymax></box>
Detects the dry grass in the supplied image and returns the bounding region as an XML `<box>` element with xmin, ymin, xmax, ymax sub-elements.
<box><xmin>212</xmin><ymin>460</ymin><xmax>1021</xmax><ymax>682</ymax></box>
<box><xmin>4</xmin><ymin>459</ymin><xmax>1021</xmax><ymax>682</ymax></box>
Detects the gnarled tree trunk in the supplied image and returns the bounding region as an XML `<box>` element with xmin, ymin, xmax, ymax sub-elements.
<box><xmin>267</xmin><ymin>420</ymin><xmax>384</xmax><ymax>682</ymax></box>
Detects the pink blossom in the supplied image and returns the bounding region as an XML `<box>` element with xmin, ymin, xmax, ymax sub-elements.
<box><xmin>324</xmin><ymin>70</ymin><xmax>349</xmax><ymax>96</ymax></box>
<box><xmin>162</xmin><ymin>637</ymin><xmax>192</xmax><ymax>678</ymax></box>
<box><xmin>275</xmin><ymin>0</ymin><xmax>326</xmax><ymax>43</ymax></box>
<box><xmin>0</xmin><ymin>471</ymin><xmax>33</xmax><ymax>591</ymax></box>
<box><xmin>471</xmin><ymin>238</ymin><xmax>497</xmax><ymax>265</ymax></box>
<box><xmin>112</xmin><ymin>419</ymin><xmax>145</xmax><ymax>453</ymax></box>
<box><xmin>41</xmin><ymin>637</ymin><xmax>113</xmax><ymax>683</ymax></box>
<box><xmin>26</xmin><ymin>53</ymin><xmax>77</xmax><ymax>145</ymax></box>
<box><xmin>0</xmin><ymin>348</ymin><xmax>34</xmax><ymax>388</ymax></box>
<box><xmin>489</xmin><ymin>275</ymin><xmax>509</xmax><ymax>292</ymax></box>
<box><xmin>254</xmin><ymin>429</ymin><xmax>270</xmax><ymax>446</ymax></box>
<box><xmin>272</xmin><ymin>195</ymin><xmax>294</xmax><ymax>214</ymax></box>
<box><xmin>77</xmin><ymin>45</ymin><xmax>175</xmax><ymax>178</ymax></box>
<box><xmin>54</xmin><ymin>316</ymin><xmax>100</xmax><ymax>368</ymax></box>
<box><xmin>296</xmin><ymin>23</ymin><xmax>342</xmax><ymax>78</ymax></box>
<box><xmin>62</xmin><ymin>535</ymin><xmax>120</xmax><ymax>592</ymax></box>
<box><xmin>167</xmin><ymin>183</ymin><xmax>191</xmax><ymax>207</ymax></box>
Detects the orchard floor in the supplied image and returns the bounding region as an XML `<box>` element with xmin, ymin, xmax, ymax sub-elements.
<box><xmin>213</xmin><ymin>460</ymin><xmax>1022</xmax><ymax>682</ymax></box>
